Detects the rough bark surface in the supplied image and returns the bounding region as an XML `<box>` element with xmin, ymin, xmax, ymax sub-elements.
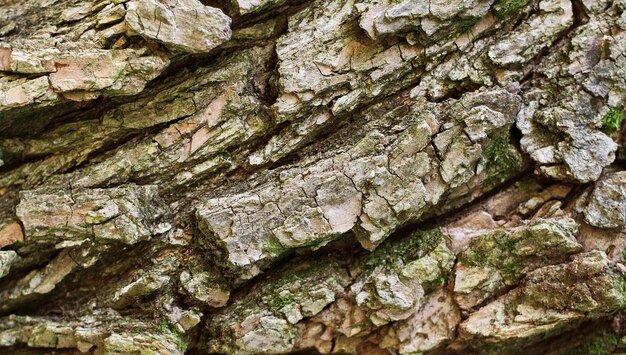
<box><xmin>0</xmin><ymin>0</ymin><xmax>625</xmax><ymax>353</ymax></box>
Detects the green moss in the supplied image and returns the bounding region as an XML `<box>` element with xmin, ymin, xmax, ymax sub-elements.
<box><xmin>601</xmin><ymin>107</ymin><xmax>624</xmax><ymax>134</ymax></box>
<box><xmin>475</xmin><ymin>247</ymin><xmax>491</xmax><ymax>265</ymax></box>
<box><xmin>302</xmin><ymin>235</ymin><xmax>335</xmax><ymax>251</ymax></box>
<box><xmin>363</xmin><ymin>229</ymin><xmax>444</xmax><ymax>272</ymax></box>
<box><xmin>262</xmin><ymin>236</ymin><xmax>286</xmax><ymax>257</ymax></box>
<box><xmin>613</xmin><ymin>272</ymin><xmax>626</xmax><ymax>302</ymax></box>
<box><xmin>458</xmin><ymin>17</ymin><xmax>480</xmax><ymax>33</ymax></box>
<box><xmin>494</xmin><ymin>0</ymin><xmax>530</xmax><ymax>18</ymax></box>
<box><xmin>501</xmin><ymin>238</ymin><xmax>517</xmax><ymax>252</ymax></box>
<box><xmin>571</xmin><ymin>331</ymin><xmax>620</xmax><ymax>355</ymax></box>
<box><xmin>270</xmin><ymin>293</ymin><xmax>297</xmax><ymax>310</ymax></box>
<box><xmin>111</xmin><ymin>68</ymin><xmax>126</xmax><ymax>83</ymax></box>
<box><xmin>159</xmin><ymin>319</ymin><xmax>170</xmax><ymax>332</ymax></box>
<box><xmin>484</xmin><ymin>134</ymin><xmax>521</xmax><ymax>182</ymax></box>
<box><xmin>463</xmin><ymin>230</ymin><xmax>506</xmax><ymax>267</ymax></box>
<box><xmin>501</xmin><ymin>261</ymin><xmax>522</xmax><ymax>276</ymax></box>
<box><xmin>159</xmin><ymin>320</ymin><xmax>188</xmax><ymax>353</ymax></box>
<box><xmin>434</xmin><ymin>275</ymin><xmax>446</xmax><ymax>286</ymax></box>
<box><xmin>220</xmin><ymin>148</ymin><xmax>235</xmax><ymax>162</ymax></box>
<box><xmin>265</xmin><ymin>259</ymin><xmax>335</xmax><ymax>303</ymax></box>
<box><xmin>463</xmin><ymin>230</ymin><xmax>527</xmax><ymax>281</ymax></box>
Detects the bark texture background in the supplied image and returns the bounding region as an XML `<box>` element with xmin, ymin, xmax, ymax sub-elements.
<box><xmin>0</xmin><ymin>0</ymin><xmax>625</xmax><ymax>353</ymax></box>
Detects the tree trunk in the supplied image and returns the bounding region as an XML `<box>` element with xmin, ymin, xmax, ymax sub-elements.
<box><xmin>0</xmin><ymin>0</ymin><xmax>624</xmax><ymax>353</ymax></box>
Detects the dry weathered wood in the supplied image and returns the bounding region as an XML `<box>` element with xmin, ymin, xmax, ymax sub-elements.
<box><xmin>0</xmin><ymin>0</ymin><xmax>624</xmax><ymax>353</ymax></box>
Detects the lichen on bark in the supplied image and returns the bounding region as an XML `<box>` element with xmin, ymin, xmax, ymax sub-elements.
<box><xmin>0</xmin><ymin>0</ymin><xmax>625</xmax><ymax>353</ymax></box>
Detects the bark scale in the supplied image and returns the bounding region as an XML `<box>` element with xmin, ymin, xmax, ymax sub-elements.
<box><xmin>0</xmin><ymin>0</ymin><xmax>625</xmax><ymax>353</ymax></box>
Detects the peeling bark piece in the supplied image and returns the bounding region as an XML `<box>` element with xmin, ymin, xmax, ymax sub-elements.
<box><xmin>514</xmin><ymin>10</ymin><xmax>623</xmax><ymax>183</ymax></box>
<box><xmin>0</xmin><ymin>0</ymin><xmax>215</xmax><ymax>128</ymax></box>
<box><xmin>583</xmin><ymin>171</ymin><xmax>626</xmax><ymax>229</ymax></box>
<box><xmin>96</xmin><ymin>3</ymin><xmax>126</xmax><ymax>28</ymax></box>
<box><xmin>179</xmin><ymin>270</ymin><xmax>230</xmax><ymax>307</ymax></box>
<box><xmin>0</xmin><ymin>75</ymin><xmax>53</xmax><ymax>109</ymax></box>
<box><xmin>379</xmin><ymin>289</ymin><xmax>461</xmax><ymax>354</ymax></box>
<box><xmin>453</xmin><ymin>216</ymin><xmax>582</xmax><ymax>310</ymax></box>
<box><xmin>0</xmin><ymin>314</ymin><xmax>186</xmax><ymax>354</ymax></box>
<box><xmin>6</xmin><ymin>47</ymin><xmax>58</xmax><ymax>74</ymax></box>
<box><xmin>204</xmin><ymin>258</ymin><xmax>351</xmax><ymax>354</ymax></box>
<box><xmin>357</xmin><ymin>0</ymin><xmax>494</xmax><ymax>40</ymax></box>
<box><xmin>195</xmin><ymin>167</ymin><xmax>362</xmax><ymax>279</ymax></box>
<box><xmin>0</xmin><ymin>46</ymin><xmax>11</xmax><ymax>71</ymax></box>
<box><xmin>16</xmin><ymin>184</ymin><xmax>171</xmax><ymax>246</ymax></box>
<box><xmin>0</xmin><ymin>250</ymin><xmax>18</xmax><ymax>279</ymax></box>
<box><xmin>125</xmin><ymin>0</ymin><xmax>232</xmax><ymax>53</ymax></box>
<box><xmin>0</xmin><ymin>47</ymin><xmax>169</xmax><ymax>116</ymax></box>
<box><xmin>350</xmin><ymin>230</ymin><xmax>455</xmax><ymax>327</ymax></box>
<box><xmin>0</xmin><ymin>222</ymin><xmax>24</xmax><ymax>249</ymax></box>
<box><xmin>459</xmin><ymin>251</ymin><xmax>626</xmax><ymax>349</ymax></box>
<box><xmin>439</xmin><ymin>135</ymin><xmax>482</xmax><ymax>187</ymax></box>
<box><xmin>231</xmin><ymin>0</ymin><xmax>288</xmax><ymax>14</ymax></box>
<box><xmin>102</xmin><ymin>331</ymin><xmax>184</xmax><ymax>355</ymax></box>
<box><xmin>111</xmin><ymin>273</ymin><xmax>171</xmax><ymax>309</ymax></box>
<box><xmin>488</xmin><ymin>0</ymin><xmax>574</xmax><ymax>66</ymax></box>
<box><xmin>48</xmin><ymin>50</ymin><xmax>169</xmax><ymax>98</ymax></box>
<box><xmin>179</xmin><ymin>266</ymin><xmax>231</xmax><ymax>308</ymax></box>
<box><xmin>443</xmin><ymin>211</ymin><xmax>499</xmax><ymax>252</ymax></box>
<box><xmin>518</xmin><ymin>88</ymin><xmax>617</xmax><ymax>182</ymax></box>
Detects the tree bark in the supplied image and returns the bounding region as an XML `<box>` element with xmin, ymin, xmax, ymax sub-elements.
<box><xmin>0</xmin><ymin>0</ymin><xmax>624</xmax><ymax>353</ymax></box>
